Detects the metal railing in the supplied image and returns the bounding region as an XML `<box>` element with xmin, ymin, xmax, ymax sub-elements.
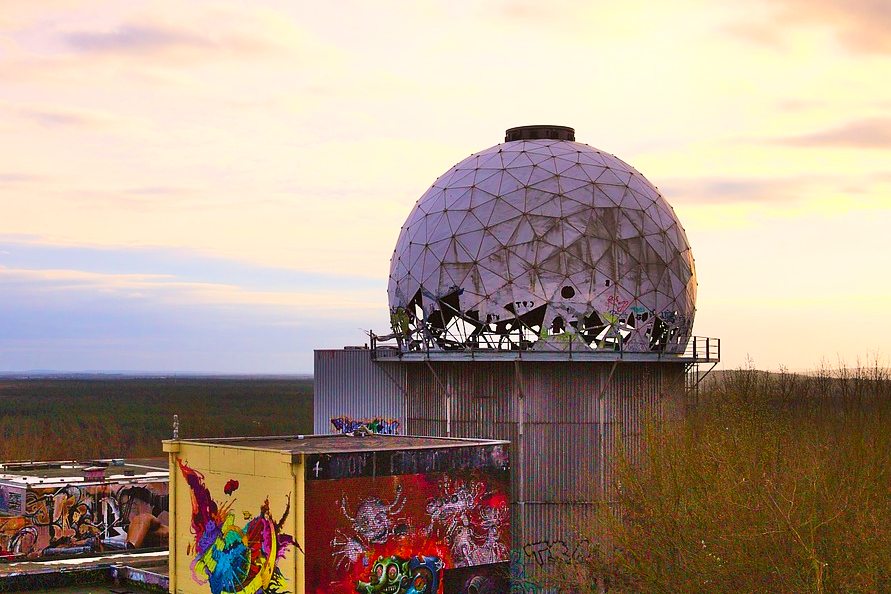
<box><xmin>682</xmin><ymin>336</ymin><xmax>721</xmax><ymax>362</ymax></box>
<box><xmin>371</xmin><ymin>333</ymin><xmax>721</xmax><ymax>362</ymax></box>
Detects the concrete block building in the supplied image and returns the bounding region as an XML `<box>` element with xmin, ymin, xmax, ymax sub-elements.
<box><xmin>0</xmin><ymin>458</ymin><xmax>168</xmax><ymax>559</ymax></box>
<box><xmin>164</xmin><ymin>434</ymin><xmax>511</xmax><ymax>594</ymax></box>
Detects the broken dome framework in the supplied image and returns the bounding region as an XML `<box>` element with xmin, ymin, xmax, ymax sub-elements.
<box><xmin>386</xmin><ymin>129</ymin><xmax>697</xmax><ymax>354</ymax></box>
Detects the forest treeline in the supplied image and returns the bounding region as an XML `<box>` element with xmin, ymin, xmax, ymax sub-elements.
<box><xmin>0</xmin><ymin>378</ymin><xmax>313</xmax><ymax>460</ymax></box>
<box><xmin>554</xmin><ymin>360</ymin><xmax>891</xmax><ymax>594</ymax></box>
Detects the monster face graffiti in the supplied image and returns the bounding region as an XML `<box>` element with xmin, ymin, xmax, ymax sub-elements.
<box><xmin>305</xmin><ymin>463</ymin><xmax>510</xmax><ymax>594</ymax></box>
<box><xmin>356</xmin><ymin>555</ymin><xmax>443</xmax><ymax>594</ymax></box>
<box><xmin>424</xmin><ymin>478</ymin><xmax>509</xmax><ymax>569</ymax></box>
<box><xmin>178</xmin><ymin>460</ymin><xmax>295</xmax><ymax>594</ymax></box>
<box><xmin>332</xmin><ymin>483</ymin><xmax>408</xmax><ymax>569</ymax></box>
<box><xmin>425</xmin><ymin>478</ymin><xmax>481</xmax><ymax>535</ymax></box>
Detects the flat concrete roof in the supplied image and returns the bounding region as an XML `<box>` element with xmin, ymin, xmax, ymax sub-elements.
<box><xmin>0</xmin><ymin>551</ymin><xmax>167</xmax><ymax>576</ymax></box>
<box><xmin>4</xmin><ymin>585</ymin><xmax>160</xmax><ymax>594</ymax></box>
<box><xmin>0</xmin><ymin>551</ymin><xmax>167</xmax><ymax>592</ymax></box>
<box><xmin>0</xmin><ymin>458</ymin><xmax>168</xmax><ymax>487</ymax></box>
<box><xmin>168</xmin><ymin>434</ymin><xmax>508</xmax><ymax>455</ymax></box>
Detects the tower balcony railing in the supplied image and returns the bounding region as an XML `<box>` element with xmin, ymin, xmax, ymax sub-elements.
<box><xmin>682</xmin><ymin>336</ymin><xmax>721</xmax><ymax>362</ymax></box>
<box><xmin>370</xmin><ymin>333</ymin><xmax>720</xmax><ymax>363</ymax></box>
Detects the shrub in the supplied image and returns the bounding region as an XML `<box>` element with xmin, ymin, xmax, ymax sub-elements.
<box><xmin>557</xmin><ymin>360</ymin><xmax>891</xmax><ymax>593</ymax></box>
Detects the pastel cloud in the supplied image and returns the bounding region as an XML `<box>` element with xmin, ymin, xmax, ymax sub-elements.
<box><xmin>777</xmin><ymin>118</ymin><xmax>891</xmax><ymax>149</ymax></box>
<box><xmin>660</xmin><ymin>173</ymin><xmax>891</xmax><ymax>206</ymax></box>
<box><xmin>0</xmin><ymin>267</ymin><xmax>384</xmax><ymax>331</ymax></box>
<box><xmin>660</xmin><ymin>177</ymin><xmax>809</xmax><ymax>204</ymax></box>
<box><xmin>0</xmin><ymin>241</ymin><xmax>388</xmax><ymax>372</ymax></box>
<box><xmin>61</xmin><ymin>25</ymin><xmax>209</xmax><ymax>54</ymax></box>
<box><xmin>0</xmin><ymin>174</ymin><xmax>42</xmax><ymax>184</ymax></box>
<box><xmin>10</xmin><ymin>102</ymin><xmax>123</xmax><ymax>128</ymax></box>
<box><xmin>0</xmin><ymin>240</ymin><xmax>383</xmax><ymax>311</ymax></box>
<box><xmin>729</xmin><ymin>0</ymin><xmax>891</xmax><ymax>53</ymax></box>
<box><xmin>0</xmin><ymin>282</ymin><xmax>351</xmax><ymax>373</ymax></box>
<box><xmin>782</xmin><ymin>0</ymin><xmax>891</xmax><ymax>53</ymax></box>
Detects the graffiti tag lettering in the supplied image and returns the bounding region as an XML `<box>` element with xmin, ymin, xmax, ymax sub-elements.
<box><xmin>522</xmin><ymin>538</ymin><xmax>592</xmax><ymax>567</ymax></box>
<box><xmin>607</xmin><ymin>294</ymin><xmax>630</xmax><ymax>313</ymax></box>
<box><xmin>306</xmin><ymin>444</ymin><xmax>509</xmax><ymax>481</ymax></box>
<box><xmin>330</xmin><ymin>416</ymin><xmax>400</xmax><ymax>435</ymax></box>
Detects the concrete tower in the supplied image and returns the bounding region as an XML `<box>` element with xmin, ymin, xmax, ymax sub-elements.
<box><xmin>314</xmin><ymin>126</ymin><xmax>719</xmax><ymax>576</ymax></box>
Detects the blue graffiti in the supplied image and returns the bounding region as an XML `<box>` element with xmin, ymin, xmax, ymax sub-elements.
<box><xmin>330</xmin><ymin>417</ymin><xmax>400</xmax><ymax>436</ymax></box>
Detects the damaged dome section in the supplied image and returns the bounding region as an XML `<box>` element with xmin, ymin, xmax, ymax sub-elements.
<box><xmin>386</xmin><ymin>126</ymin><xmax>697</xmax><ymax>354</ymax></box>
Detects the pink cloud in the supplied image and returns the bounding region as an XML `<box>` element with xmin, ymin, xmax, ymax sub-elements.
<box><xmin>778</xmin><ymin>118</ymin><xmax>891</xmax><ymax>148</ymax></box>
<box><xmin>729</xmin><ymin>0</ymin><xmax>891</xmax><ymax>54</ymax></box>
<box><xmin>62</xmin><ymin>24</ymin><xmax>209</xmax><ymax>54</ymax></box>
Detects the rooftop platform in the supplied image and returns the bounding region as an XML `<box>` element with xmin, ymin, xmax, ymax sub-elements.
<box><xmin>3</xmin><ymin>587</ymin><xmax>159</xmax><ymax>594</ymax></box>
<box><xmin>370</xmin><ymin>335</ymin><xmax>721</xmax><ymax>364</ymax></box>
<box><xmin>0</xmin><ymin>458</ymin><xmax>167</xmax><ymax>488</ymax></box>
<box><xmin>0</xmin><ymin>551</ymin><xmax>167</xmax><ymax>593</ymax></box>
<box><xmin>165</xmin><ymin>434</ymin><xmax>508</xmax><ymax>455</ymax></box>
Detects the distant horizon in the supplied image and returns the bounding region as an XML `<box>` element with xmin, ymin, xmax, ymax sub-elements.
<box><xmin>0</xmin><ymin>371</ymin><xmax>313</xmax><ymax>378</ymax></box>
<box><xmin>2</xmin><ymin>360</ymin><xmax>886</xmax><ymax>379</ymax></box>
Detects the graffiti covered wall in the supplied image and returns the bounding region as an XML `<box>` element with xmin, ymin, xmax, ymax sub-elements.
<box><xmin>177</xmin><ymin>460</ymin><xmax>296</xmax><ymax>594</ymax></box>
<box><xmin>305</xmin><ymin>444</ymin><xmax>510</xmax><ymax>594</ymax></box>
<box><xmin>0</xmin><ymin>481</ymin><xmax>168</xmax><ymax>559</ymax></box>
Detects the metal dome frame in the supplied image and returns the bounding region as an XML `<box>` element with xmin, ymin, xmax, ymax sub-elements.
<box><xmin>384</xmin><ymin>130</ymin><xmax>699</xmax><ymax>355</ymax></box>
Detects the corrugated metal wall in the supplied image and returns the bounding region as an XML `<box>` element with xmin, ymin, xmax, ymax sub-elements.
<box><xmin>403</xmin><ymin>360</ymin><xmax>686</xmax><ymax>562</ymax></box>
<box><xmin>312</xmin><ymin>349</ymin><xmax>407</xmax><ymax>434</ymax></box>
<box><xmin>314</xmin><ymin>354</ymin><xmax>687</xmax><ymax>580</ymax></box>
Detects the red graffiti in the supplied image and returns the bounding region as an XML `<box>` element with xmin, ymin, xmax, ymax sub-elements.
<box><xmin>224</xmin><ymin>479</ymin><xmax>239</xmax><ymax>496</ymax></box>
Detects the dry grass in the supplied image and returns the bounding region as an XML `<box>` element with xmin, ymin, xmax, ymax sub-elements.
<box><xmin>0</xmin><ymin>378</ymin><xmax>313</xmax><ymax>460</ymax></box>
<box><xmin>556</xmin><ymin>359</ymin><xmax>891</xmax><ymax>594</ymax></box>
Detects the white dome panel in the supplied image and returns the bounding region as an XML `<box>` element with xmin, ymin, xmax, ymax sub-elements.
<box><xmin>387</xmin><ymin>128</ymin><xmax>697</xmax><ymax>353</ymax></box>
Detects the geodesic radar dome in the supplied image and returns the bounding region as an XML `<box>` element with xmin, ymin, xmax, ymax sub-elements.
<box><xmin>387</xmin><ymin>125</ymin><xmax>696</xmax><ymax>353</ymax></box>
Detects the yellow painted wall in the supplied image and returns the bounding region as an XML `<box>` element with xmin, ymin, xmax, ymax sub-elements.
<box><xmin>164</xmin><ymin>441</ymin><xmax>305</xmax><ymax>594</ymax></box>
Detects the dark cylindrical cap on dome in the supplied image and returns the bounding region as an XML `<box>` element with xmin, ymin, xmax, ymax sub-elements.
<box><xmin>505</xmin><ymin>125</ymin><xmax>575</xmax><ymax>142</ymax></box>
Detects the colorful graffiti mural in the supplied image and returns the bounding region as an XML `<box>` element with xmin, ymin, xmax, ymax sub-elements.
<box><xmin>330</xmin><ymin>416</ymin><xmax>401</xmax><ymax>435</ymax></box>
<box><xmin>178</xmin><ymin>460</ymin><xmax>295</xmax><ymax>594</ymax></box>
<box><xmin>357</xmin><ymin>554</ymin><xmax>443</xmax><ymax>594</ymax></box>
<box><xmin>333</xmin><ymin>482</ymin><xmax>409</xmax><ymax>570</ymax></box>
<box><xmin>0</xmin><ymin>481</ymin><xmax>168</xmax><ymax>559</ymax></box>
<box><xmin>305</xmin><ymin>464</ymin><xmax>510</xmax><ymax>594</ymax></box>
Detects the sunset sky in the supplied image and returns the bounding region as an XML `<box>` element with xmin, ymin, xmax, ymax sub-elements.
<box><xmin>1</xmin><ymin>1</ymin><xmax>889</xmax><ymax>373</ymax></box>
